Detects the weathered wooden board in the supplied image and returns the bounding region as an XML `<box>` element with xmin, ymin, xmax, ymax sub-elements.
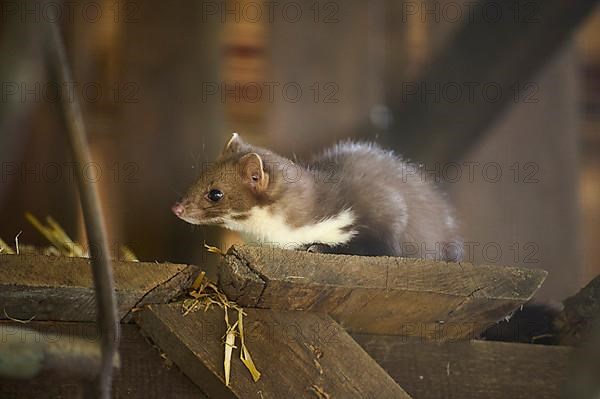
<box><xmin>353</xmin><ymin>334</ymin><xmax>573</xmax><ymax>399</ymax></box>
<box><xmin>0</xmin><ymin>254</ymin><xmax>198</xmax><ymax>322</ymax></box>
<box><xmin>135</xmin><ymin>303</ymin><xmax>411</xmax><ymax>399</ymax></box>
<box><xmin>218</xmin><ymin>245</ymin><xmax>547</xmax><ymax>339</ymax></box>
<box><xmin>0</xmin><ymin>320</ymin><xmax>573</xmax><ymax>399</ymax></box>
<box><xmin>0</xmin><ymin>321</ymin><xmax>207</xmax><ymax>398</ymax></box>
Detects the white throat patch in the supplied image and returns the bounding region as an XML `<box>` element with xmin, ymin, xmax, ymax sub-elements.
<box><xmin>223</xmin><ymin>207</ymin><xmax>357</xmax><ymax>249</ymax></box>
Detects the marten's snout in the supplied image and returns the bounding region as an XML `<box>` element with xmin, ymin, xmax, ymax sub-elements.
<box><xmin>172</xmin><ymin>199</ymin><xmax>204</xmax><ymax>224</ymax></box>
<box><xmin>172</xmin><ymin>202</ymin><xmax>185</xmax><ymax>217</ymax></box>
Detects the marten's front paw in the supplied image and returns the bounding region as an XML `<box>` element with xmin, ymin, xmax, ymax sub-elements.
<box><xmin>306</xmin><ymin>244</ymin><xmax>330</xmax><ymax>253</ymax></box>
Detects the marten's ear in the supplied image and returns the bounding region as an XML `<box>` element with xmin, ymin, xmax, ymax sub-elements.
<box><xmin>221</xmin><ymin>132</ymin><xmax>244</xmax><ymax>156</ymax></box>
<box><xmin>239</xmin><ymin>152</ymin><xmax>269</xmax><ymax>192</ymax></box>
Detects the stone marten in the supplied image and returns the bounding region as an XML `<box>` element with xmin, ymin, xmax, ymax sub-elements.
<box><xmin>172</xmin><ymin>133</ymin><xmax>463</xmax><ymax>261</ymax></box>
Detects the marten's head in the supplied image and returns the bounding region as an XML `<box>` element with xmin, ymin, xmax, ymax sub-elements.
<box><xmin>172</xmin><ymin>133</ymin><xmax>272</xmax><ymax>225</ymax></box>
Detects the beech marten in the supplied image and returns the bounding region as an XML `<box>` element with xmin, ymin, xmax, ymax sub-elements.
<box><xmin>173</xmin><ymin>133</ymin><xmax>463</xmax><ymax>261</ymax></box>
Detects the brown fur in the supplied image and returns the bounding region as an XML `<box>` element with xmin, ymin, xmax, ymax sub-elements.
<box><xmin>174</xmin><ymin>134</ymin><xmax>463</xmax><ymax>261</ymax></box>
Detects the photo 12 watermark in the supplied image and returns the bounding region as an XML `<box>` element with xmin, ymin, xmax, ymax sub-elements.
<box><xmin>0</xmin><ymin>0</ymin><xmax>141</xmax><ymax>24</ymax></box>
<box><xmin>401</xmin><ymin>81</ymin><xmax>540</xmax><ymax>105</ymax></box>
<box><xmin>403</xmin><ymin>161</ymin><xmax>541</xmax><ymax>184</ymax></box>
<box><xmin>401</xmin><ymin>1</ymin><xmax>541</xmax><ymax>24</ymax></box>
<box><xmin>1</xmin><ymin>81</ymin><xmax>140</xmax><ymax>105</ymax></box>
<box><xmin>200</xmin><ymin>1</ymin><xmax>340</xmax><ymax>24</ymax></box>
<box><xmin>201</xmin><ymin>81</ymin><xmax>339</xmax><ymax>104</ymax></box>
<box><xmin>1</xmin><ymin>162</ymin><xmax>140</xmax><ymax>184</ymax></box>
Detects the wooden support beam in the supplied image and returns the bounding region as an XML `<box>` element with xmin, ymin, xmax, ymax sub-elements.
<box><xmin>382</xmin><ymin>0</ymin><xmax>600</xmax><ymax>164</ymax></box>
<box><xmin>218</xmin><ymin>245</ymin><xmax>547</xmax><ymax>339</ymax></box>
<box><xmin>0</xmin><ymin>254</ymin><xmax>198</xmax><ymax>322</ymax></box>
<box><xmin>556</xmin><ymin>274</ymin><xmax>600</xmax><ymax>345</ymax></box>
<box><xmin>0</xmin><ymin>320</ymin><xmax>574</xmax><ymax>398</ymax></box>
<box><xmin>135</xmin><ymin>303</ymin><xmax>411</xmax><ymax>399</ymax></box>
<box><xmin>0</xmin><ymin>322</ymin><xmax>207</xmax><ymax>398</ymax></box>
<box><xmin>353</xmin><ymin>334</ymin><xmax>573</xmax><ymax>399</ymax></box>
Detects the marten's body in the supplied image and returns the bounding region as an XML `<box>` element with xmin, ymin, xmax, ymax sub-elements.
<box><xmin>173</xmin><ymin>134</ymin><xmax>463</xmax><ymax>261</ymax></box>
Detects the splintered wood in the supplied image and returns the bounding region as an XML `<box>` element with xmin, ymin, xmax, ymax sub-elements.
<box><xmin>218</xmin><ymin>245</ymin><xmax>548</xmax><ymax>339</ymax></box>
<box><xmin>135</xmin><ymin>303</ymin><xmax>411</xmax><ymax>399</ymax></box>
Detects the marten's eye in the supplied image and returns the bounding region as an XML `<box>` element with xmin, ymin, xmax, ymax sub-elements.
<box><xmin>207</xmin><ymin>189</ymin><xmax>224</xmax><ymax>202</ymax></box>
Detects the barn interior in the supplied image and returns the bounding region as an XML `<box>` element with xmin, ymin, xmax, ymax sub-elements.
<box><xmin>1</xmin><ymin>0</ymin><xmax>600</xmax><ymax>398</ymax></box>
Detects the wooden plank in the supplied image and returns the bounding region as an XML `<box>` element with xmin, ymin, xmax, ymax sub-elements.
<box><xmin>218</xmin><ymin>245</ymin><xmax>547</xmax><ymax>339</ymax></box>
<box><xmin>380</xmin><ymin>0</ymin><xmax>599</xmax><ymax>164</ymax></box>
<box><xmin>135</xmin><ymin>303</ymin><xmax>411</xmax><ymax>399</ymax></box>
<box><xmin>555</xmin><ymin>274</ymin><xmax>600</xmax><ymax>345</ymax></box>
<box><xmin>0</xmin><ymin>321</ymin><xmax>207</xmax><ymax>398</ymax></box>
<box><xmin>0</xmin><ymin>254</ymin><xmax>198</xmax><ymax>322</ymax></box>
<box><xmin>353</xmin><ymin>334</ymin><xmax>573</xmax><ymax>399</ymax></box>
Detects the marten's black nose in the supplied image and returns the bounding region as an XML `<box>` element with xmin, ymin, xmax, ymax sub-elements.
<box><xmin>172</xmin><ymin>202</ymin><xmax>185</xmax><ymax>217</ymax></box>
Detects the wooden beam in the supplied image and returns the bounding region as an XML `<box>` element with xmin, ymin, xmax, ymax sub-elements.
<box><xmin>0</xmin><ymin>254</ymin><xmax>198</xmax><ymax>322</ymax></box>
<box><xmin>0</xmin><ymin>322</ymin><xmax>207</xmax><ymax>398</ymax></box>
<box><xmin>0</xmin><ymin>320</ymin><xmax>573</xmax><ymax>398</ymax></box>
<box><xmin>218</xmin><ymin>245</ymin><xmax>547</xmax><ymax>339</ymax></box>
<box><xmin>353</xmin><ymin>334</ymin><xmax>573</xmax><ymax>399</ymax></box>
<box><xmin>135</xmin><ymin>303</ymin><xmax>411</xmax><ymax>398</ymax></box>
<box><xmin>382</xmin><ymin>0</ymin><xmax>600</xmax><ymax>163</ymax></box>
<box><xmin>556</xmin><ymin>274</ymin><xmax>600</xmax><ymax>345</ymax></box>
